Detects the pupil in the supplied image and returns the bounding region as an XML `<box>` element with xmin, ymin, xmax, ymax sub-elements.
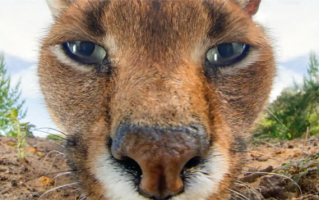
<box><xmin>218</xmin><ymin>43</ymin><xmax>234</xmax><ymax>58</ymax></box>
<box><xmin>78</xmin><ymin>42</ymin><xmax>95</xmax><ymax>56</ymax></box>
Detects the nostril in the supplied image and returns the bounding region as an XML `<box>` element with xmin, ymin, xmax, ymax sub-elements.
<box><xmin>117</xmin><ymin>157</ymin><xmax>142</xmax><ymax>175</ymax></box>
<box><xmin>112</xmin><ymin>155</ymin><xmax>143</xmax><ymax>181</ymax></box>
<box><xmin>107</xmin><ymin>136</ymin><xmax>142</xmax><ymax>181</ymax></box>
<box><xmin>183</xmin><ymin>156</ymin><xmax>202</xmax><ymax>171</ymax></box>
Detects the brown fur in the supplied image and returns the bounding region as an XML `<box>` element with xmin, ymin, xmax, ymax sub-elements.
<box><xmin>38</xmin><ymin>0</ymin><xmax>275</xmax><ymax>199</ymax></box>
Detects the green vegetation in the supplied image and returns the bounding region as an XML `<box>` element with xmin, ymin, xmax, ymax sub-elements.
<box><xmin>0</xmin><ymin>54</ymin><xmax>35</xmax><ymax>159</ymax></box>
<box><xmin>0</xmin><ymin>54</ymin><xmax>27</xmax><ymax>136</ymax></box>
<box><xmin>277</xmin><ymin>153</ymin><xmax>319</xmax><ymax>192</ymax></box>
<box><xmin>46</xmin><ymin>133</ymin><xmax>65</xmax><ymax>141</ymax></box>
<box><xmin>255</xmin><ymin>52</ymin><xmax>319</xmax><ymax>140</ymax></box>
<box><xmin>5</xmin><ymin>109</ymin><xmax>31</xmax><ymax>160</ymax></box>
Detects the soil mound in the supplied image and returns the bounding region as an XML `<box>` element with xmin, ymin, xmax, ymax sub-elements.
<box><xmin>0</xmin><ymin>136</ymin><xmax>318</xmax><ymax>200</ymax></box>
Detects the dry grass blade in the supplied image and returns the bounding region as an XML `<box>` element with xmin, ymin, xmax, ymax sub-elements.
<box><xmin>242</xmin><ymin>172</ymin><xmax>303</xmax><ymax>196</ymax></box>
<box><xmin>38</xmin><ymin>182</ymin><xmax>80</xmax><ymax>200</ymax></box>
<box><xmin>265</xmin><ymin>108</ymin><xmax>296</xmax><ymax>136</ymax></box>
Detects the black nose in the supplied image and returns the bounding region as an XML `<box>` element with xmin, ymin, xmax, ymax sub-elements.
<box><xmin>110</xmin><ymin>124</ymin><xmax>210</xmax><ymax>199</ymax></box>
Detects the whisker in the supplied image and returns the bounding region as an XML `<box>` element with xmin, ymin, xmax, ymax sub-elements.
<box><xmin>235</xmin><ymin>181</ymin><xmax>261</xmax><ymax>197</ymax></box>
<box><xmin>26</xmin><ymin>170</ymin><xmax>76</xmax><ymax>183</ymax></box>
<box><xmin>227</xmin><ymin>189</ymin><xmax>250</xmax><ymax>200</ymax></box>
<box><xmin>41</xmin><ymin>170</ymin><xmax>76</xmax><ymax>177</ymax></box>
<box><xmin>38</xmin><ymin>182</ymin><xmax>80</xmax><ymax>200</ymax></box>
<box><xmin>38</xmin><ymin>141</ymin><xmax>66</xmax><ymax>150</ymax></box>
<box><xmin>39</xmin><ymin>150</ymin><xmax>65</xmax><ymax>174</ymax></box>
<box><xmin>51</xmin><ymin>172</ymin><xmax>72</xmax><ymax>187</ymax></box>
<box><xmin>33</xmin><ymin>129</ymin><xmax>69</xmax><ymax>141</ymax></box>
<box><xmin>32</xmin><ymin>127</ymin><xmax>67</xmax><ymax>136</ymax></box>
<box><xmin>79</xmin><ymin>192</ymin><xmax>89</xmax><ymax>200</ymax></box>
<box><xmin>47</xmin><ymin>154</ymin><xmax>66</xmax><ymax>173</ymax></box>
<box><xmin>80</xmin><ymin>196</ymin><xmax>87</xmax><ymax>200</ymax></box>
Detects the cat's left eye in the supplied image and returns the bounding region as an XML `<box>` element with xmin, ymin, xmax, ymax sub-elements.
<box><xmin>62</xmin><ymin>41</ymin><xmax>107</xmax><ymax>64</ymax></box>
<box><xmin>206</xmin><ymin>43</ymin><xmax>250</xmax><ymax>67</ymax></box>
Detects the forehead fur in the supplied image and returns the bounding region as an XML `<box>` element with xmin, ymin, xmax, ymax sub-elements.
<box><xmin>48</xmin><ymin>0</ymin><xmax>255</xmax><ymax>60</ymax></box>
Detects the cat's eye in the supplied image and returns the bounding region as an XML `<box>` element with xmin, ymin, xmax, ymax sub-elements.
<box><xmin>62</xmin><ymin>41</ymin><xmax>107</xmax><ymax>64</ymax></box>
<box><xmin>206</xmin><ymin>43</ymin><xmax>250</xmax><ymax>66</ymax></box>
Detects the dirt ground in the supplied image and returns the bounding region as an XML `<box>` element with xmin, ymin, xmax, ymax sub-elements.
<box><xmin>0</xmin><ymin>136</ymin><xmax>318</xmax><ymax>200</ymax></box>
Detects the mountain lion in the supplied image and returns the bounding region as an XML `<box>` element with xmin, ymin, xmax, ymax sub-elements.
<box><xmin>38</xmin><ymin>0</ymin><xmax>275</xmax><ymax>199</ymax></box>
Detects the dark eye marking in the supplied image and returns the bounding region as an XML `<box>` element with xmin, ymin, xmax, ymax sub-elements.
<box><xmin>83</xmin><ymin>0</ymin><xmax>110</xmax><ymax>37</ymax></box>
<box><xmin>203</xmin><ymin>1</ymin><xmax>228</xmax><ymax>37</ymax></box>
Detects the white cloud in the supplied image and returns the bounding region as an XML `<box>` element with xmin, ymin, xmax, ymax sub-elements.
<box><xmin>270</xmin><ymin>65</ymin><xmax>304</xmax><ymax>102</ymax></box>
<box><xmin>10</xmin><ymin>65</ymin><xmax>41</xmax><ymax>99</ymax></box>
<box><xmin>255</xmin><ymin>0</ymin><xmax>319</xmax><ymax>62</ymax></box>
<box><xmin>0</xmin><ymin>0</ymin><xmax>53</xmax><ymax>62</ymax></box>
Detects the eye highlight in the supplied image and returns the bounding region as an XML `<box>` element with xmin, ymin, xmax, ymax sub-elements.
<box><xmin>62</xmin><ymin>41</ymin><xmax>107</xmax><ymax>64</ymax></box>
<box><xmin>206</xmin><ymin>43</ymin><xmax>250</xmax><ymax>66</ymax></box>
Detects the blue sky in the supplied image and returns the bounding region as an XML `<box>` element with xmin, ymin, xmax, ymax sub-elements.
<box><xmin>1</xmin><ymin>0</ymin><xmax>319</xmax><ymax>137</ymax></box>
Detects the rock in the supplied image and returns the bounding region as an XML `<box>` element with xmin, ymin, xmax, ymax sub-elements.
<box><xmin>19</xmin><ymin>165</ymin><xmax>28</xmax><ymax>174</ymax></box>
<box><xmin>288</xmin><ymin>144</ymin><xmax>294</xmax><ymax>149</ymax></box>
<box><xmin>247</xmin><ymin>167</ymin><xmax>258</xmax><ymax>172</ymax></box>
<box><xmin>240</xmin><ymin>173</ymin><xmax>261</xmax><ymax>183</ymax></box>
<box><xmin>232</xmin><ymin>185</ymin><xmax>264</xmax><ymax>200</ymax></box>
<box><xmin>275</xmin><ymin>149</ymin><xmax>283</xmax><ymax>154</ymax></box>
<box><xmin>39</xmin><ymin>176</ymin><xmax>54</xmax><ymax>186</ymax></box>
<box><xmin>259</xmin><ymin>175</ymin><xmax>287</xmax><ymax>199</ymax></box>
<box><xmin>293</xmin><ymin>151</ymin><xmax>301</xmax><ymax>157</ymax></box>
<box><xmin>32</xmin><ymin>192</ymin><xmax>41</xmax><ymax>197</ymax></box>
<box><xmin>5</xmin><ymin>141</ymin><xmax>16</xmax><ymax>146</ymax></box>
<box><xmin>257</xmin><ymin>156</ymin><xmax>269</xmax><ymax>162</ymax></box>
<box><xmin>0</xmin><ymin>176</ymin><xmax>8</xmax><ymax>181</ymax></box>
<box><xmin>27</xmin><ymin>147</ymin><xmax>37</xmax><ymax>154</ymax></box>
<box><xmin>239</xmin><ymin>166</ymin><xmax>273</xmax><ymax>183</ymax></box>
<box><xmin>250</xmin><ymin>153</ymin><xmax>262</xmax><ymax>158</ymax></box>
<box><xmin>10</xmin><ymin>179</ymin><xmax>18</xmax><ymax>187</ymax></box>
<box><xmin>260</xmin><ymin>166</ymin><xmax>273</xmax><ymax>173</ymax></box>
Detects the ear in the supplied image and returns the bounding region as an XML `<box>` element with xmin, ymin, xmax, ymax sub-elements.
<box><xmin>244</xmin><ymin>0</ymin><xmax>261</xmax><ymax>16</ymax></box>
<box><xmin>46</xmin><ymin>0</ymin><xmax>74</xmax><ymax>19</ymax></box>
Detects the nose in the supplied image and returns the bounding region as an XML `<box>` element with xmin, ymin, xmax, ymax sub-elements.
<box><xmin>111</xmin><ymin>124</ymin><xmax>210</xmax><ymax>199</ymax></box>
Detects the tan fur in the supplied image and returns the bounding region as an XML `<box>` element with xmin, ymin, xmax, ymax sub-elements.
<box><xmin>38</xmin><ymin>0</ymin><xmax>275</xmax><ymax>199</ymax></box>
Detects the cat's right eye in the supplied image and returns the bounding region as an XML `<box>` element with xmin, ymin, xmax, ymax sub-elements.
<box><xmin>62</xmin><ymin>41</ymin><xmax>107</xmax><ymax>64</ymax></box>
